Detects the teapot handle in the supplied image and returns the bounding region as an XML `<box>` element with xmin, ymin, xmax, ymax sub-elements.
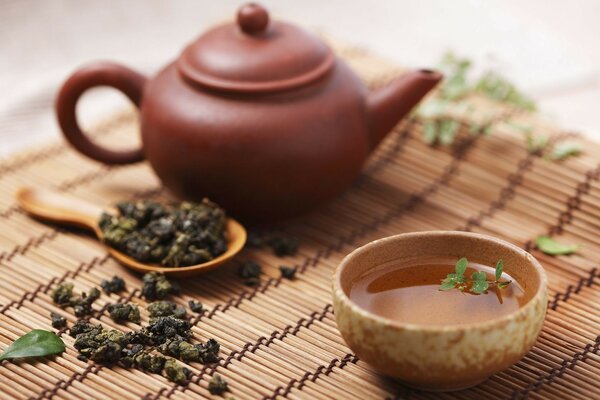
<box><xmin>56</xmin><ymin>62</ymin><xmax>146</xmax><ymax>165</ymax></box>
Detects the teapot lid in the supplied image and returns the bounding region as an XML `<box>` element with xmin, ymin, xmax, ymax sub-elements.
<box><xmin>177</xmin><ymin>3</ymin><xmax>334</xmax><ymax>93</ymax></box>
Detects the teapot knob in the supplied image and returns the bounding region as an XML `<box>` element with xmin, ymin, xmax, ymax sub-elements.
<box><xmin>237</xmin><ymin>3</ymin><xmax>269</xmax><ymax>34</ymax></box>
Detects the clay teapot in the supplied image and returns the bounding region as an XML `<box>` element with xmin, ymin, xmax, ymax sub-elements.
<box><xmin>56</xmin><ymin>3</ymin><xmax>441</xmax><ymax>223</ymax></box>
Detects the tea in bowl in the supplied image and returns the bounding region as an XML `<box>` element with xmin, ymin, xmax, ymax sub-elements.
<box><xmin>332</xmin><ymin>231</ymin><xmax>547</xmax><ymax>391</ymax></box>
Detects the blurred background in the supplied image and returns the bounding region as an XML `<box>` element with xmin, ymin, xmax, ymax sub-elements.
<box><xmin>1</xmin><ymin>0</ymin><xmax>599</xmax><ymax>156</ymax></box>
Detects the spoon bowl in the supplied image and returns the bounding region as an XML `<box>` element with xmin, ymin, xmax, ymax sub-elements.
<box><xmin>16</xmin><ymin>187</ymin><xmax>246</xmax><ymax>277</ymax></box>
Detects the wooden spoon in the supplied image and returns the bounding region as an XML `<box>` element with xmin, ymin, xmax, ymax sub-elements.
<box><xmin>16</xmin><ymin>187</ymin><xmax>247</xmax><ymax>277</ymax></box>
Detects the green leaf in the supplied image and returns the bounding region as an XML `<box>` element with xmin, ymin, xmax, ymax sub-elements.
<box><xmin>439</xmin><ymin>279</ymin><xmax>457</xmax><ymax>291</ymax></box>
<box><xmin>550</xmin><ymin>142</ymin><xmax>582</xmax><ymax>161</ymax></box>
<box><xmin>535</xmin><ymin>236</ymin><xmax>579</xmax><ymax>256</ymax></box>
<box><xmin>438</xmin><ymin>120</ymin><xmax>460</xmax><ymax>145</ymax></box>
<box><xmin>0</xmin><ymin>330</ymin><xmax>65</xmax><ymax>362</ymax></box>
<box><xmin>455</xmin><ymin>257</ymin><xmax>468</xmax><ymax>277</ymax></box>
<box><xmin>417</xmin><ymin>99</ymin><xmax>449</xmax><ymax>119</ymax></box>
<box><xmin>525</xmin><ymin>133</ymin><xmax>549</xmax><ymax>152</ymax></box>
<box><xmin>497</xmin><ymin>281</ymin><xmax>511</xmax><ymax>289</ymax></box>
<box><xmin>471</xmin><ymin>280</ymin><xmax>489</xmax><ymax>294</ymax></box>
<box><xmin>423</xmin><ymin>120</ymin><xmax>438</xmax><ymax>145</ymax></box>
<box><xmin>471</xmin><ymin>271</ymin><xmax>487</xmax><ymax>282</ymax></box>
<box><xmin>495</xmin><ymin>259</ymin><xmax>504</xmax><ymax>281</ymax></box>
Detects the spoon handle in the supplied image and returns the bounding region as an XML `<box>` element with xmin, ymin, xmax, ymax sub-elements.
<box><xmin>16</xmin><ymin>187</ymin><xmax>103</xmax><ymax>232</ymax></box>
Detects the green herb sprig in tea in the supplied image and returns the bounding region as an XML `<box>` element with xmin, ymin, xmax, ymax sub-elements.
<box><xmin>439</xmin><ymin>258</ymin><xmax>511</xmax><ymax>294</ymax></box>
<box><xmin>99</xmin><ymin>199</ymin><xmax>228</xmax><ymax>267</ymax></box>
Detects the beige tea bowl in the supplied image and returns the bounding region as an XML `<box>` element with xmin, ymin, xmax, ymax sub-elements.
<box><xmin>332</xmin><ymin>231</ymin><xmax>547</xmax><ymax>391</ymax></box>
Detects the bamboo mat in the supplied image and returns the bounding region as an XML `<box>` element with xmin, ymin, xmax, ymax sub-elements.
<box><xmin>1</xmin><ymin>44</ymin><xmax>600</xmax><ymax>400</ymax></box>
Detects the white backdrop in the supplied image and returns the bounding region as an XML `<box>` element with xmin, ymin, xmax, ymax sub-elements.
<box><xmin>1</xmin><ymin>0</ymin><xmax>599</xmax><ymax>156</ymax></box>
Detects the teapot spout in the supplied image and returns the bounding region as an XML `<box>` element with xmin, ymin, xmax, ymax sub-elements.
<box><xmin>367</xmin><ymin>69</ymin><xmax>442</xmax><ymax>149</ymax></box>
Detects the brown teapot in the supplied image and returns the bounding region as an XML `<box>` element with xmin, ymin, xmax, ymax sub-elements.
<box><xmin>56</xmin><ymin>3</ymin><xmax>441</xmax><ymax>223</ymax></box>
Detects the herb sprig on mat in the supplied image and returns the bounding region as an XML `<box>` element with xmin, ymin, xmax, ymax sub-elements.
<box><xmin>416</xmin><ymin>52</ymin><xmax>580</xmax><ymax>160</ymax></box>
<box><xmin>439</xmin><ymin>258</ymin><xmax>511</xmax><ymax>294</ymax></box>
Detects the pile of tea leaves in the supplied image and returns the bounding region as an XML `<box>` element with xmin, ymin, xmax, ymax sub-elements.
<box><xmin>51</xmin><ymin>272</ymin><xmax>225</xmax><ymax>389</ymax></box>
<box><xmin>99</xmin><ymin>199</ymin><xmax>228</xmax><ymax>267</ymax></box>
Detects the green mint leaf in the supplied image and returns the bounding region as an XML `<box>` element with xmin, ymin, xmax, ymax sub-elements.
<box><xmin>497</xmin><ymin>281</ymin><xmax>511</xmax><ymax>289</ymax></box>
<box><xmin>525</xmin><ymin>133</ymin><xmax>549</xmax><ymax>153</ymax></box>
<box><xmin>455</xmin><ymin>257</ymin><xmax>468</xmax><ymax>277</ymax></box>
<box><xmin>423</xmin><ymin>120</ymin><xmax>438</xmax><ymax>145</ymax></box>
<box><xmin>0</xmin><ymin>330</ymin><xmax>65</xmax><ymax>361</ymax></box>
<box><xmin>471</xmin><ymin>280</ymin><xmax>489</xmax><ymax>294</ymax></box>
<box><xmin>471</xmin><ymin>271</ymin><xmax>487</xmax><ymax>282</ymax></box>
<box><xmin>550</xmin><ymin>142</ymin><xmax>582</xmax><ymax>161</ymax></box>
<box><xmin>535</xmin><ymin>236</ymin><xmax>579</xmax><ymax>256</ymax></box>
<box><xmin>438</xmin><ymin>119</ymin><xmax>460</xmax><ymax>145</ymax></box>
<box><xmin>495</xmin><ymin>259</ymin><xmax>504</xmax><ymax>281</ymax></box>
<box><xmin>439</xmin><ymin>280</ymin><xmax>457</xmax><ymax>291</ymax></box>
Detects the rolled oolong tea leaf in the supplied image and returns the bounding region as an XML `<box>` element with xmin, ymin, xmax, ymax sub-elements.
<box><xmin>141</xmin><ymin>272</ymin><xmax>180</xmax><ymax>301</ymax></box>
<box><xmin>188</xmin><ymin>300</ymin><xmax>204</xmax><ymax>313</ymax></box>
<box><xmin>163</xmin><ymin>357</ymin><xmax>190</xmax><ymax>385</ymax></box>
<box><xmin>71</xmin><ymin>287</ymin><xmax>101</xmax><ymax>317</ymax></box>
<box><xmin>51</xmin><ymin>283</ymin><xmax>74</xmax><ymax>306</ymax></box>
<box><xmin>108</xmin><ymin>303</ymin><xmax>141</xmax><ymax>324</ymax></box>
<box><xmin>50</xmin><ymin>312</ymin><xmax>67</xmax><ymax>329</ymax></box>
<box><xmin>535</xmin><ymin>236</ymin><xmax>579</xmax><ymax>256</ymax></box>
<box><xmin>0</xmin><ymin>329</ymin><xmax>65</xmax><ymax>361</ymax></box>
<box><xmin>100</xmin><ymin>276</ymin><xmax>126</xmax><ymax>294</ymax></box>
<box><xmin>99</xmin><ymin>199</ymin><xmax>228</xmax><ymax>267</ymax></box>
<box><xmin>148</xmin><ymin>301</ymin><xmax>186</xmax><ymax>320</ymax></box>
<box><xmin>279</xmin><ymin>266</ymin><xmax>297</xmax><ymax>280</ymax></box>
<box><xmin>136</xmin><ymin>316</ymin><xmax>192</xmax><ymax>346</ymax></box>
<box><xmin>208</xmin><ymin>373</ymin><xmax>229</xmax><ymax>395</ymax></box>
<box><xmin>73</xmin><ymin>323</ymin><xmax>129</xmax><ymax>364</ymax></box>
<box><xmin>243</xmin><ymin>277</ymin><xmax>261</xmax><ymax>287</ymax></box>
<box><xmin>51</xmin><ymin>283</ymin><xmax>100</xmax><ymax>317</ymax></box>
<box><xmin>267</xmin><ymin>235</ymin><xmax>299</xmax><ymax>257</ymax></box>
<box><xmin>238</xmin><ymin>261</ymin><xmax>261</xmax><ymax>279</ymax></box>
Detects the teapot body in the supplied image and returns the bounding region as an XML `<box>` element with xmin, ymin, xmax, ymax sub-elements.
<box><xmin>140</xmin><ymin>60</ymin><xmax>370</xmax><ymax>222</ymax></box>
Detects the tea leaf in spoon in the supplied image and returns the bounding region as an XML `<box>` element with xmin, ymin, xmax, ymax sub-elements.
<box><xmin>535</xmin><ymin>236</ymin><xmax>579</xmax><ymax>255</ymax></box>
<box><xmin>0</xmin><ymin>330</ymin><xmax>65</xmax><ymax>362</ymax></box>
<box><xmin>550</xmin><ymin>142</ymin><xmax>582</xmax><ymax>160</ymax></box>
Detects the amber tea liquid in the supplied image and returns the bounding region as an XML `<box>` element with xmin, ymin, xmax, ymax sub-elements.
<box><xmin>349</xmin><ymin>258</ymin><xmax>525</xmax><ymax>326</ymax></box>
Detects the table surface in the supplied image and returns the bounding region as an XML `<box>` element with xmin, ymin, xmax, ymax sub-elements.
<box><xmin>1</xmin><ymin>0</ymin><xmax>599</xmax><ymax>156</ymax></box>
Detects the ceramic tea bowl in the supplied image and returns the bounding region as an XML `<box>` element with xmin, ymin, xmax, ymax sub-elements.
<box><xmin>332</xmin><ymin>231</ymin><xmax>547</xmax><ymax>391</ymax></box>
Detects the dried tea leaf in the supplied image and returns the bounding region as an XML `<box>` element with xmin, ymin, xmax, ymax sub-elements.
<box><xmin>108</xmin><ymin>303</ymin><xmax>141</xmax><ymax>324</ymax></box>
<box><xmin>535</xmin><ymin>236</ymin><xmax>579</xmax><ymax>256</ymax></box>
<box><xmin>50</xmin><ymin>312</ymin><xmax>67</xmax><ymax>329</ymax></box>
<box><xmin>279</xmin><ymin>266</ymin><xmax>297</xmax><ymax>280</ymax></box>
<box><xmin>208</xmin><ymin>374</ymin><xmax>229</xmax><ymax>395</ymax></box>
<box><xmin>238</xmin><ymin>261</ymin><xmax>261</xmax><ymax>279</ymax></box>
<box><xmin>188</xmin><ymin>300</ymin><xmax>203</xmax><ymax>313</ymax></box>
<box><xmin>141</xmin><ymin>272</ymin><xmax>179</xmax><ymax>301</ymax></box>
<box><xmin>100</xmin><ymin>276</ymin><xmax>126</xmax><ymax>294</ymax></box>
<box><xmin>163</xmin><ymin>358</ymin><xmax>190</xmax><ymax>384</ymax></box>
<box><xmin>147</xmin><ymin>301</ymin><xmax>186</xmax><ymax>320</ymax></box>
<box><xmin>0</xmin><ymin>330</ymin><xmax>65</xmax><ymax>361</ymax></box>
